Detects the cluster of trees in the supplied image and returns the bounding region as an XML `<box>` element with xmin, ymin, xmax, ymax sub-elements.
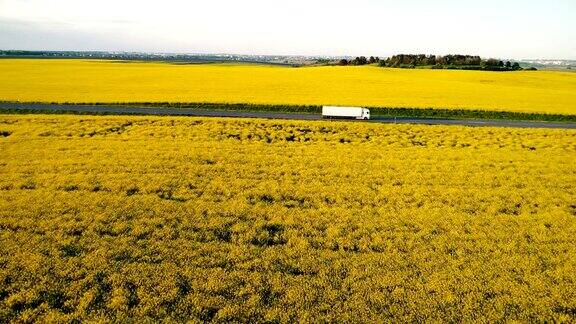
<box><xmin>332</xmin><ymin>54</ymin><xmax>532</xmax><ymax>71</ymax></box>
<box><xmin>383</xmin><ymin>54</ymin><xmax>481</xmax><ymax>66</ymax></box>
<box><xmin>379</xmin><ymin>54</ymin><xmax>526</xmax><ymax>71</ymax></box>
<box><xmin>338</xmin><ymin>56</ymin><xmax>380</xmax><ymax>66</ymax></box>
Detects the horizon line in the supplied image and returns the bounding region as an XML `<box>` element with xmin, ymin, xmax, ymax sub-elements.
<box><xmin>1</xmin><ymin>49</ymin><xmax>575</xmax><ymax>62</ymax></box>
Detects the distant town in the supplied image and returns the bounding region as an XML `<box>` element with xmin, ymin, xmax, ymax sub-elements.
<box><xmin>0</xmin><ymin>50</ymin><xmax>325</xmax><ymax>66</ymax></box>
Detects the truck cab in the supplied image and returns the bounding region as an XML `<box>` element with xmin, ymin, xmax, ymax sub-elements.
<box><xmin>360</xmin><ymin>108</ymin><xmax>370</xmax><ymax>120</ymax></box>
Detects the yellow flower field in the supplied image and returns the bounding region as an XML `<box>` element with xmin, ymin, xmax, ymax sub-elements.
<box><xmin>1</xmin><ymin>114</ymin><xmax>575</xmax><ymax>321</ymax></box>
<box><xmin>0</xmin><ymin>59</ymin><xmax>575</xmax><ymax>114</ymax></box>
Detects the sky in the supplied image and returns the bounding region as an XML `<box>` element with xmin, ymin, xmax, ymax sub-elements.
<box><xmin>0</xmin><ymin>0</ymin><xmax>575</xmax><ymax>59</ymax></box>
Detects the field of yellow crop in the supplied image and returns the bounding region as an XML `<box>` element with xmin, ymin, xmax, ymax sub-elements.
<box><xmin>0</xmin><ymin>59</ymin><xmax>575</xmax><ymax>114</ymax></box>
<box><xmin>1</xmin><ymin>114</ymin><xmax>575</xmax><ymax>321</ymax></box>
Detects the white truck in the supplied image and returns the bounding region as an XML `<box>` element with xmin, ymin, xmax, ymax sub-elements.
<box><xmin>322</xmin><ymin>106</ymin><xmax>370</xmax><ymax>120</ymax></box>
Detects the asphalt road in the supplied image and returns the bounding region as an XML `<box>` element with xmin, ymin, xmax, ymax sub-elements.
<box><xmin>1</xmin><ymin>103</ymin><xmax>575</xmax><ymax>129</ymax></box>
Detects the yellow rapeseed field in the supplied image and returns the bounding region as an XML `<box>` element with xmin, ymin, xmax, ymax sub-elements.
<box><xmin>1</xmin><ymin>114</ymin><xmax>575</xmax><ymax>321</ymax></box>
<box><xmin>0</xmin><ymin>59</ymin><xmax>575</xmax><ymax>114</ymax></box>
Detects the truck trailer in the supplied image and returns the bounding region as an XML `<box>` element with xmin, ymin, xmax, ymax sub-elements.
<box><xmin>322</xmin><ymin>106</ymin><xmax>370</xmax><ymax>120</ymax></box>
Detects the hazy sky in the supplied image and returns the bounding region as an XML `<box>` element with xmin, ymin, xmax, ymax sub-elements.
<box><xmin>0</xmin><ymin>0</ymin><xmax>574</xmax><ymax>59</ymax></box>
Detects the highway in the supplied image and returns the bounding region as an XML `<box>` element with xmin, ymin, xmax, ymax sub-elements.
<box><xmin>1</xmin><ymin>103</ymin><xmax>575</xmax><ymax>129</ymax></box>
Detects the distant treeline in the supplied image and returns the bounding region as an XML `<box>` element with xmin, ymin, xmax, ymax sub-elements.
<box><xmin>382</xmin><ymin>54</ymin><xmax>529</xmax><ymax>71</ymax></box>
<box><xmin>337</xmin><ymin>54</ymin><xmax>535</xmax><ymax>71</ymax></box>
<box><xmin>338</xmin><ymin>56</ymin><xmax>381</xmax><ymax>66</ymax></box>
